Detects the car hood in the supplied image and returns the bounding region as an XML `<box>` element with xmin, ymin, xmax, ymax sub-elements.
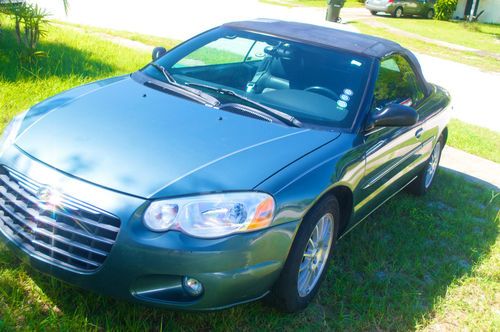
<box><xmin>15</xmin><ymin>75</ymin><xmax>340</xmax><ymax>199</ymax></box>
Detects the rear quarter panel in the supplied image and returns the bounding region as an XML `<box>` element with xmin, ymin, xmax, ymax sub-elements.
<box><xmin>418</xmin><ymin>84</ymin><xmax>452</xmax><ymax>161</ymax></box>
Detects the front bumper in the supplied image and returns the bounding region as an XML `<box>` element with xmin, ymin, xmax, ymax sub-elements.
<box><xmin>0</xmin><ymin>147</ymin><xmax>298</xmax><ymax>310</ymax></box>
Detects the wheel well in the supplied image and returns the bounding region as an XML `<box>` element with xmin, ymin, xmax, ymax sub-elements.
<box><xmin>326</xmin><ymin>186</ymin><xmax>353</xmax><ymax>235</ymax></box>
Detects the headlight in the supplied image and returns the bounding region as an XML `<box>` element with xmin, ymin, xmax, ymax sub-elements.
<box><xmin>143</xmin><ymin>192</ymin><xmax>275</xmax><ymax>238</ymax></box>
<box><xmin>0</xmin><ymin>111</ymin><xmax>27</xmax><ymax>157</ymax></box>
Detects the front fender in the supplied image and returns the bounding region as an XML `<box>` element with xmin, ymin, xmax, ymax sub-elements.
<box><xmin>256</xmin><ymin>133</ymin><xmax>364</xmax><ymax>229</ymax></box>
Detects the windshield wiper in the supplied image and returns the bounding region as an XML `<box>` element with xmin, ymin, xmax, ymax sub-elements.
<box><xmin>149</xmin><ymin>63</ymin><xmax>177</xmax><ymax>84</ymax></box>
<box><xmin>185</xmin><ymin>82</ymin><xmax>302</xmax><ymax>127</ymax></box>
<box><xmin>148</xmin><ymin>63</ymin><xmax>220</xmax><ymax>107</ymax></box>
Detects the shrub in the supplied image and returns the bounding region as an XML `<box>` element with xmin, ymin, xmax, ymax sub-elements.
<box><xmin>434</xmin><ymin>0</ymin><xmax>458</xmax><ymax>21</ymax></box>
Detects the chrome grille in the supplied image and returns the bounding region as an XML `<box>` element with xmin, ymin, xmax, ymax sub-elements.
<box><xmin>0</xmin><ymin>166</ymin><xmax>120</xmax><ymax>272</ymax></box>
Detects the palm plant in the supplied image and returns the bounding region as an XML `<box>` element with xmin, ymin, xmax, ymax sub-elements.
<box><xmin>10</xmin><ymin>2</ymin><xmax>49</xmax><ymax>57</ymax></box>
<box><xmin>62</xmin><ymin>0</ymin><xmax>69</xmax><ymax>14</ymax></box>
<box><xmin>0</xmin><ymin>0</ymin><xmax>67</xmax><ymax>60</ymax></box>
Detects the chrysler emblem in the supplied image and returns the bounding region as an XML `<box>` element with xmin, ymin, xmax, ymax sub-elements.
<box><xmin>36</xmin><ymin>186</ymin><xmax>60</xmax><ymax>205</ymax></box>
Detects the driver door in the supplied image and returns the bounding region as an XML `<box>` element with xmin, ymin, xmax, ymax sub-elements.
<box><xmin>356</xmin><ymin>54</ymin><xmax>426</xmax><ymax>217</ymax></box>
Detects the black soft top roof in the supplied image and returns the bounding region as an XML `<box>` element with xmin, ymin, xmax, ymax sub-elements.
<box><xmin>223</xmin><ymin>19</ymin><xmax>407</xmax><ymax>58</ymax></box>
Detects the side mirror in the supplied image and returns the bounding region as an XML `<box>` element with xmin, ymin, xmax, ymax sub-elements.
<box><xmin>152</xmin><ymin>47</ymin><xmax>167</xmax><ymax>61</ymax></box>
<box><xmin>366</xmin><ymin>104</ymin><xmax>419</xmax><ymax>130</ymax></box>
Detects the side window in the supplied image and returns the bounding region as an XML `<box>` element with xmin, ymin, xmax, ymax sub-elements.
<box><xmin>173</xmin><ymin>37</ymin><xmax>255</xmax><ymax>68</ymax></box>
<box><xmin>372</xmin><ymin>55</ymin><xmax>425</xmax><ymax>111</ymax></box>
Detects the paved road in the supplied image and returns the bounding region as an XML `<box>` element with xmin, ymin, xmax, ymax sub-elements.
<box><xmin>35</xmin><ymin>0</ymin><xmax>343</xmax><ymax>39</ymax></box>
<box><xmin>34</xmin><ymin>0</ymin><xmax>500</xmax><ymax>131</ymax></box>
<box><xmin>416</xmin><ymin>53</ymin><xmax>500</xmax><ymax>132</ymax></box>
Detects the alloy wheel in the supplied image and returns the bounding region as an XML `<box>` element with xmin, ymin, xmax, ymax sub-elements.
<box><xmin>425</xmin><ymin>141</ymin><xmax>441</xmax><ymax>188</ymax></box>
<box><xmin>297</xmin><ymin>213</ymin><xmax>334</xmax><ymax>297</ymax></box>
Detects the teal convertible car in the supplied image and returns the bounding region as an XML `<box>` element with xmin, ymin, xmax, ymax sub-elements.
<box><xmin>0</xmin><ymin>19</ymin><xmax>450</xmax><ymax>312</ymax></box>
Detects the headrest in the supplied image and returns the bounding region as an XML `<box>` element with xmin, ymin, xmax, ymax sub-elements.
<box><xmin>264</xmin><ymin>44</ymin><xmax>294</xmax><ymax>59</ymax></box>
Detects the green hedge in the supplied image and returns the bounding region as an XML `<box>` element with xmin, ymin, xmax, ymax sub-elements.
<box><xmin>434</xmin><ymin>0</ymin><xmax>458</xmax><ymax>21</ymax></box>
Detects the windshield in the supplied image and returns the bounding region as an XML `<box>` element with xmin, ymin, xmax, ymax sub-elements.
<box><xmin>142</xmin><ymin>27</ymin><xmax>372</xmax><ymax>129</ymax></box>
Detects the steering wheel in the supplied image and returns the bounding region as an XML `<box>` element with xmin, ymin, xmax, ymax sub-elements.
<box><xmin>304</xmin><ymin>86</ymin><xmax>339</xmax><ymax>100</ymax></box>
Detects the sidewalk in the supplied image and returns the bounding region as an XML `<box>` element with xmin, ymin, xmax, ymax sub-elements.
<box><xmin>366</xmin><ymin>19</ymin><xmax>478</xmax><ymax>52</ymax></box>
<box><xmin>441</xmin><ymin>146</ymin><xmax>500</xmax><ymax>190</ymax></box>
<box><xmin>342</xmin><ymin>8</ymin><xmax>500</xmax><ymax>58</ymax></box>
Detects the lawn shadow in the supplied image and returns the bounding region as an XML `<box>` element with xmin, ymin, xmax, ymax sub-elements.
<box><xmin>0</xmin><ymin>26</ymin><xmax>116</xmax><ymax>82</ymax></box>
<box><xmin>0</xmin><ymin>170</ymin><xmax>495</xmax><ymax>330</ymax></box>
<box><xmin>322</xmin><ymin>169</ymin><xmax>499</xmax><ymax>329</ymax></box>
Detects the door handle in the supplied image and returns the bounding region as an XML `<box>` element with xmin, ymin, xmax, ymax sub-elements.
<box><xmin>415</xmin><ymin>128</ymin><xmax>423</xmax><ymax>139</ymax></box>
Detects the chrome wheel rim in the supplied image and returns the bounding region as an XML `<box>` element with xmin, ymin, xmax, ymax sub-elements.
<box><xmin>425</xmin><ymin>141</ymin><xmax>441</xmax><ymax>188</ymax></box>
<box><xmin>297</xmin><ymin>213</ymin><xmax>334</xmax><ymax>297</ymax></box>
<box><xmin>396</xmin><ymin>8</ymin><xmax>402</xmax><ymax>17</ymax></box>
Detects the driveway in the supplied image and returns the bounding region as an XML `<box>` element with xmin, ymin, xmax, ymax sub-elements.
<box><xmin>35</xmin><ymin>0</ymin><xmax>499</xmax><ymax>132</ymax></box>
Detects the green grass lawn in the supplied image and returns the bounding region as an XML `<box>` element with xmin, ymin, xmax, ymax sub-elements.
<box><xmin>375</xmin><ymin>18</ymin><xmax>500</xmax><ymax>54</ymax></box>
<box><xmin>260</xmin><ymin>0</ymin><xmax>364</xmax><ymax>8</ymax></box>
<box><xmin>0</xmin><ymin>19</ymin><xmax>150</xmax><ymax>132</ymax></box>
<box><xmin>351</xmin><ymin>21</ymin><xmax>500</xmax><ymax>72</ymax></box>
<box><xmin>52</xmin><ymin>21</ymin><xmax>181</xmax><ymax>50</ymax></box>
<box><xmin>0</xmin><ymin>18</ymin><xmax>499</xmax><ymax>331</ymax></box>
<box><xmin>448</xmin><ymin>119</ymin><xmax>500</xmax><ymax>163</ymax></box>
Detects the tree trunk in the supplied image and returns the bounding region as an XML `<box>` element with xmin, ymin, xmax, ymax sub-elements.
<box><xmin>14</xmin><ymin>17</ymin><xmax>21</xmax><ymax>45</ymax></box>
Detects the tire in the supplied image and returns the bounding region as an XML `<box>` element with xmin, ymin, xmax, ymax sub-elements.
<box><xmin>408</xmin><ymin>138</ymin><xmax>443</xmax><ymax>196</ymax></box>
<box><xmin>370</xmin><ymin>10</ymin><xmax>378</xmax><ymax>16</ymax></box>
<box><xmin>426</xmin><ymin>9</ymin><xmax>434</xmax><ymax>19</ymax></box>
<box><xmin>392</xmin><ymin>7</ymin><xmax>403</xmax><ymax>18</ymax></box>
<box><xmin>268</xmin><ymin>195</ymin><xmax>340</xmax><ymax>312</ymax></box>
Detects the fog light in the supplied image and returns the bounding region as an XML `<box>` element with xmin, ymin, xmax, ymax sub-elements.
<box><xmin>182</xmin><ymin>276</ymin><xmax>203</xmax><ymax>297</ymax></box>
